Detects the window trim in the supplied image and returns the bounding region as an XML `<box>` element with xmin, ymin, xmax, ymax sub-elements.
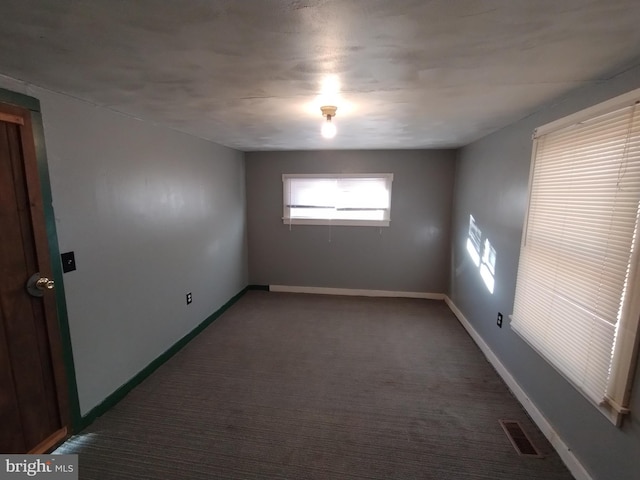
<box><xmin>534</xmin><ymin>88</ymin><xmax>640</xmax><ymax>138</ymax></box>
<box><xmin>282</xmin><ymin>173</ymin><xmax>394</xmax><ymax>227</ymax></box>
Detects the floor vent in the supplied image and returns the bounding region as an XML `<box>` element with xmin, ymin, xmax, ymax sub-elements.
<box><xmin>499</xmin><ymin>420</ymin><xmax>543</xmax><ymax>457</ymax></box>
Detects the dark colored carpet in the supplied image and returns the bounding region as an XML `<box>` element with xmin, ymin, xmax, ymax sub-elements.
<box><xmin>57</xmin><ymin>291</ymin><xmax>574</xmax><ymax>479</ymax></box>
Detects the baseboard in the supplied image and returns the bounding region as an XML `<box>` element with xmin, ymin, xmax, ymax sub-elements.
<box><xmin>269</xmin><ymin>285</ymin><xmax>445</xmax><ymax>300</ymax></box>
<box><xmin>77</xmin><ymin>285</ymin><xmax>250</xmax><ymax>431</ymax></box>
<box><xmin>443</xmin><ymin>296</ymin><xmax>592</xmax><ymax>480</ymax></box>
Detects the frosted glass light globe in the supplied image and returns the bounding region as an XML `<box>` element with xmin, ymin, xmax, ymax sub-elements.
<box><xmin>321</xmin><ymin>120</ymin><xmax>336</xmax><ymax>139</ymax></box>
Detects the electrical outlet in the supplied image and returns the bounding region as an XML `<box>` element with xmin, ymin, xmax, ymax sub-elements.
<box><xmin>186</xmin><ymin>292</ymin><xmax>193</xmax><ymax>305</ymax></box>
<box><xmin>497</xmin><ymin>312</ymin><xmax>503</xmax><ymax>328</ymax></box>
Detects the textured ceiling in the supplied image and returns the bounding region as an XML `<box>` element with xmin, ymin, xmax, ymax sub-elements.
<box><xmin>1</xmin><ymin>0</ymin><xmax>639</xmax><ymax>151</ymax></box>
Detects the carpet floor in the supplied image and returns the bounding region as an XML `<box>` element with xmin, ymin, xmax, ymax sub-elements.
<box><xmin>56</xmin><ymin>291</ymin><xmax>574</xmax><ymax>479</ymax></box>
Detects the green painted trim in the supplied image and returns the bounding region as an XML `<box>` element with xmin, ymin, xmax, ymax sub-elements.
<box><xmin>0</xmin><ymin>87</ymin><xmax>40</xmax><ymax>112</ymax></box>
<box><xmin>0</xmin><ymin>87</ymin><xmax>82</xmax><ymax>432</ymax></box>
<box><xmin>30</xmin><ymin>111</ymin><xmax>83</xmax><ymax>432</ymax></box>
<box><xmin>78</xmin><ymin>285</ymin><xmax>250</xmax><ymax>431</ymax></box>
<box><xmin>247</xmin><ymin>284</ymin><xmax>269</xmax><ymax>291</ymax></box>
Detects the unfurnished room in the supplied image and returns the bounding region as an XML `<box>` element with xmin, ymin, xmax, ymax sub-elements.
<box><xmin>0</xmin><ymin>1</ymin><xmax>639</xmax><ymax>479</ymax></box>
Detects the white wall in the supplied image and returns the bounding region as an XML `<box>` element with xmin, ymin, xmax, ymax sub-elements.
<box><xmin>0</xmin><ymin>76</ymin><xmax>248</xmax><ymax>415</ymax></box>
<box><xmin>246</xmin><ymin>150</ymin><xmax>456</xmax><ymax>293</ymax></box>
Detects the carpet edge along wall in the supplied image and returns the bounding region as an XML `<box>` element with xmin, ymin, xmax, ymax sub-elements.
<box><xmin>77</xmin><ymin>285</ymin><xmax>259</xmax><ymax>430</ymax></box>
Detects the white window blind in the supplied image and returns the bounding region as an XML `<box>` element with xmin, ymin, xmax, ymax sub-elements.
<box><xmin>512</xmin><ymin>94</ymin><xmax>640</xmax><ymax>425</ymax></box>
<box><xmin>282</xmin><ymin>174</ymin><xmax>393</xmax><ymax>226</ymax></box>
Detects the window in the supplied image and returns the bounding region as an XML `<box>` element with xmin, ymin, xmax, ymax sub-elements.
<box><xmin>512</xmin><ymin>90</ymin><xmax>640</xmax><ymax>425</ymax></box>
<box><xmin>282</xmin><ymin>174</ymin><xmax>393</xmax><ymax>227</ymax></box>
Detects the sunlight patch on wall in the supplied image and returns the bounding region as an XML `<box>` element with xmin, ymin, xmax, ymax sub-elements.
<box><xmin>480</xmin><ymin>238</ymin><xmax>496</xmax><ymax>294</ymax></box>
<box><xmin>466</xmin><ymin>214</ymin><xmax>497</xmax><ymax>294</ymax></box>
<box><xmin>466</xmin><ymin>215</ymin><xmax>481</xmax><ymax>267</ymax></box>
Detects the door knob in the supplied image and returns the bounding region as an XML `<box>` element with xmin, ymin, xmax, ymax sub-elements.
<box><xmin>36</xmin><ymin>277</ymin><xmax>55</xmax><ymax>290</ymax></box>
<box><xmin>26</xmin><ymin>273</ymin><xmax>55</xmax><ymax>297</ymax></box>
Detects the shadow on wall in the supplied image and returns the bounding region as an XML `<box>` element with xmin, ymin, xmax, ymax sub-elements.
<box><xmin>466</xmin><ymin>214</ymin><xmax>497</xmax><ymax>294</ymax></box>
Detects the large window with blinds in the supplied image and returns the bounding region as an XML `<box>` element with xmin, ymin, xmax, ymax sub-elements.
<box><xmin>512</xmin><ymin>90</ymin><xmax>640</xmax><ymax>425</ymax></box>
<box><xmin>282</xmin><ymin>174</ymin><xmax>393</xmax><ymax>227</ymax></box>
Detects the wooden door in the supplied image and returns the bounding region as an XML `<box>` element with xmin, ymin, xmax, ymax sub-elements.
<box><xmin>0</xmin><ymin>102</ymin><xmax>69</xmax><ymax>453</ymax></box>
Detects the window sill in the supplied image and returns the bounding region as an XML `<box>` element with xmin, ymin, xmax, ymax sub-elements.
<box><xmin>509</xmin><ymin>317</ymin><xmax>626</xmax><ymax>427</ymax></box>
<box><xmin>282</xmin><ymin>218</ymin><xmax>390</xmax><ymax>227</ymax></box>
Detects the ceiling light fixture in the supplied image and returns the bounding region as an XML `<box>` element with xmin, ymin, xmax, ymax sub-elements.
<box><xmin>320</xmin><ymin>105</ymin><xmax>337</xmax><ymax>139</ymax></box>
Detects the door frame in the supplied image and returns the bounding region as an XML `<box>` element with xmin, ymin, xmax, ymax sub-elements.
<box><xmin>0</xmin><ymin>87</ymin><xmax>81</xmax><ymax>436</ymax></box>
